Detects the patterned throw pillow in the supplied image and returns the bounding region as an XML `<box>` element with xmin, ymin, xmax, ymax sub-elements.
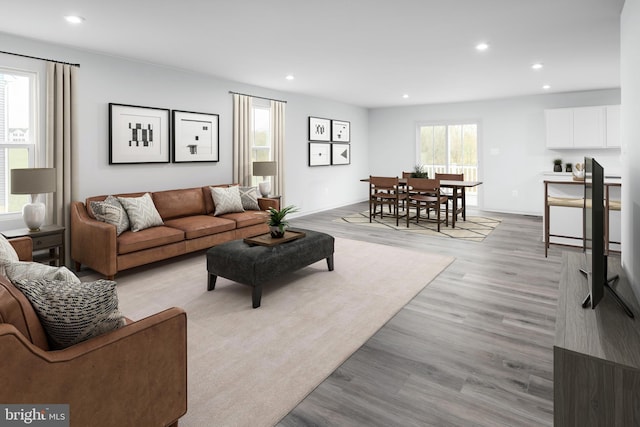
<box><xmin>117</xmin><ymin>193</ymin><xmax>164</xmax><ymax>232</ymax></box>
<box><xmin>239</xmin><ymin>186</ymin><xmax>260</xmax><ymax>211</ymax></box>
<box><xmin>90</xmin><ymin>195</ymin><xmax>130</xmax><ymax>236</ymax></box>
<box><xmin>210</xmin><ymin>186</ymin><xmax>245</xmax><ymax>216</ymax></box>
<box><xmin>5</xmin><ymin>261</ymin><xmax>81</xmax><ymax>285</ymax></box>
<box><xmin>0</xmin><ymin>234</ymin><xmax>19</xmax><ymax>276</ymax></box>
<box><xmin>14</xmin><ymin>278</ymin><xmax>126</xmax><ymax>350</ymax></box>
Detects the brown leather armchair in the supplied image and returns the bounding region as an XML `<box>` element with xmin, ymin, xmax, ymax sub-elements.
<box><xmin>0</xmin><ymin>237</ymin><xmax>187</xmax><ymax>427</ymax></box>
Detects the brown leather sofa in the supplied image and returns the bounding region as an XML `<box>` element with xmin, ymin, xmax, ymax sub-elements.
<box><xmin>0</xmin><ymin>237</ymin><xmax>187</xmax><ymax>427</ymax></box>
<box><xmin>71</xmin><ymin>184</ymin><xmax>278</xmax><ymax>279</ymax></box>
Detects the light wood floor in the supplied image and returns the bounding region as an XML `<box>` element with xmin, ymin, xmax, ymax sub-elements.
<box><xmin>278</xmin><ymin>202</ymin><xmax>567</xmax><ymax>427</ymax></box>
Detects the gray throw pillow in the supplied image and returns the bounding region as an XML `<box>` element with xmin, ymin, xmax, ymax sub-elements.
<box><xmin>239</xmin><ymin>186</ymin><xmax>260</xmax><ymax>211</ymax></box>
<box><xmin>0</xmin><ymin>234</ymin><xmax>19</xmax><ymax>276</ymax></box>
<box><xmin>5</xmin><ymin>261</ymin><xmax>81</xmax><ymax>285</ymax></box>
<box><xmin>90</xmin><ymin>195</ymin><xmax>130</xmax><ymax>236</ymax></box>
<box><xmin>14</xmin><ymin>278</ymin><xmax>126</xmax><ymax>350</ymax></box>
<box><xmin>117</xmin><ymin>193</ymin><xmax>164</xmax><ymax>232</ymax></box>
<box><xmin>210</xmin><ymin>186</ymin><xmax>245</xmax><ymax>216</ymax></box>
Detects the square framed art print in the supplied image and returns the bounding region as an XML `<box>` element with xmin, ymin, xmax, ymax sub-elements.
<box><xmin>109</xmin><ymin>103</ymin><xmax>170</xmax><ymax>164</ymax></box>
<box><xmin>172</xmin><ymin>110</ymin><xmax>219</xmax><ymax>163</ymax></box>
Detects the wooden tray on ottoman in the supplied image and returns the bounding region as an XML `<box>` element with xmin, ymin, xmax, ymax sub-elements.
<box><xmin>243</xmin><ymin>230</ymin><xmax>306</xmax><ymax>247</ymax></box>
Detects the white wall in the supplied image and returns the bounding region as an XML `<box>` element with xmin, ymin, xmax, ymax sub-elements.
<box><xmin>621</xmin><ymin>0</ymin><xmax>640</xmax><ymax>296</ymax></box>
<box><xmin>369</xmin><ymin>90</ymin><xmax>621</xmax><ymax>215</ymax></box>
<box><xmin>0</xmin><ymin>32</ymin><xmax>369</xmax><ymax>220</ymax></box>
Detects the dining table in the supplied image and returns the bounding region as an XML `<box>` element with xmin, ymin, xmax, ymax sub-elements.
<box><xmin>362</xmin><ymin>177</ymin><xmax>483</xmax><ymax>229</ymax></box>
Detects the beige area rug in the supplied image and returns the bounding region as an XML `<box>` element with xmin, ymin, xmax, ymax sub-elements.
<box><xmin>83</xmin><ymin>237</ymin><xmax>453</xmax><ymax>427</ymax></box>
<box><xmin>337</xmin><ymin>209</ymin><xmax>502</xmax><ymax>242</ymax></box>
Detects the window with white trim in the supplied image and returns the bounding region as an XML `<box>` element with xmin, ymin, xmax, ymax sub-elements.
<box><xmin>251</xmin><ymin>99</ymin><xmax>272</xmax><ymax>186</ymax></box>
<box><xmin>1</xmin><ymin>68</ymin><xmax>37</xmax><ymax>215</ymax></box>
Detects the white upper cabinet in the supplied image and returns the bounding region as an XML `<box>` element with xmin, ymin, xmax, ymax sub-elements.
<box><xmin>545</xmin><ymin>108</ymin><xmax>573</xmax><ymax>149</ymax></box>
<box><xmin>605</xmin><ymin>105</ymin><xmax>621</xmax><ymax>148</ymax></box>
<box><xmin>573</xmin><ymin>106</ymin><xmax>604</xmax><ymax>148</ymax></box>
<box><xmin>545</xmin><ymin>105</ymin><xmax>620</xmax><ymax>149</ymax></box>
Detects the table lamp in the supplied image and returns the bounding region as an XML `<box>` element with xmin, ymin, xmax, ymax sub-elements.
<box><xmin>252</xmin><ymin>161</ymin><xmax>277</xmax><ymax>197</ymax></box>
<box><xmin>10</xmin><ymin>168</ymin><xmax>57</xmax><ymax>231</ymax></box>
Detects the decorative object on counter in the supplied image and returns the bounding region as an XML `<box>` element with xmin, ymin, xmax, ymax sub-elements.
<box><xmin>411</xmin><ymin>164</ymin><xmax>429</xmax><ymax>178</ymax></box>
<box><xmin>565</xmin><ymin>163</ymin><xmax>573</xmax><ymax>173</ymax></box>
<box><xmin>553</xmin><ymin>159</ymin><xmax>563</xmax><ymax>172</ymax></box>
<box><xmin>573</xmin><ymin>162</ymin><xmax>585</xmax><ymax>181</ymax></box>
<box><xmin>267</xmin><ymin>205</ymin><xmax>299</xmax><ymax>238</ymax></box>
<box><xmin>10</xmin><ymin>168</ymin><xmax>57</xmax><ymax>231</ymax></box>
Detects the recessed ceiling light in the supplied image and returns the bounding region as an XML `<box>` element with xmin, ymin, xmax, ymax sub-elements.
<box><xmin>402</xmin><ymin>94</ymin><xmax>409</xmax><ymax>99</ymax></box>
<box><xmin>285</xmin><ymin>74</ymin><xmax>294</xmax><ymax>81</ymax></box>
<box><xmin>532</xmin><ymin>63</ymin><xmax>544</xmax><ymax>70</ymax></box>
<box><xmin>542</xmin><ymin>84</ymin><xmax>551</xmax><ymax>90</ymax></box>
<box><xmin>64</xmin><ymin>15</ymin><xmax>85</xmax><ymax>24</ymax></box>
<box><xmin>476</xmin><ymin>42</ymin><xmax>490</xmax><ymax>51</ymax></box>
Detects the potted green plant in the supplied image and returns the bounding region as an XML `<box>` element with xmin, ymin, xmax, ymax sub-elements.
<box><xmin>565</xmin><ymin>162</ymin><xmax>573</xmax><ymax>173</ymax></box>
<box><xmin>268</xmin><ymin>205</ymin><xmax>299</xmax><ymax>238</ymax></box>
<box><xmin>411</xmin><ymin>164</ymin><xmax>429</xmax><ymax>178</ymax></box>
<box><xmin>553</xmin><ymin>159</ymin><xmax>563</xmax><ymax>172</ymax></box>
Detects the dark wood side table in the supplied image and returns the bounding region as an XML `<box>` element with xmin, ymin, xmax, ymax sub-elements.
<box><xmin>2</xmin><ymin>225</ymin><xmax>65</xmax><ymax>267</ymax></box>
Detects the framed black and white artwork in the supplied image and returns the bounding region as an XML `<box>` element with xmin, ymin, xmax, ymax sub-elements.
<box><xmin>172</xmin><ymin>110</ymin><xmax>219</xmax><ymax>163</ymax></box>
<box><xmin>309</xmin><ymin>143</ymin><xmax>331</xmax><ymax>166</ymax></box>
<box><xmin>331</xmin><ymin>120</ymin><xmax>350</xmax><ymax>142</ymax></box>
<box><xmin>308</xmin><ymin>116</ymin><xmax>331</xmax><ymax>141</ymax></box>
<box><xmin>109</xmin><ymin>103</ymin><xmax>170</xmax><ymax>164</ymax></box>
<box><xmin>331</xmin><ymin>143</ymin><xmax>351</xmax><ymax>165</ymax></box>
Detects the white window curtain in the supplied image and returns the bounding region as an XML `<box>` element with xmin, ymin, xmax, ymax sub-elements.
<box><xmin>232</xmin><ymin>94</ymin><xmax>253</xmax><ymax>186</ymax></box>
<box><xmin>46</xmin><ymin>62</ymin><xmax>77</xmax><ymax>265</ymax></box>
<box><xmin>270</xmin><ymin>100</ymin><xmax>285</xmax><ymax>204</ymax></box>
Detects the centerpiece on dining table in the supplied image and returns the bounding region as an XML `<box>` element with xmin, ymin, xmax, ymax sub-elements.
<box><xmin>411</xmin><ymin>164</ymin><xmax>429</xmax><ymax>178</ymax></box>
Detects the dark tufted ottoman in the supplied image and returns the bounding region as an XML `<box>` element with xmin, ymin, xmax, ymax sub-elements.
<box><xmin>206</xmin><ymin>229</ymin><xmax>334</xmax><ymax>308</ymax></box>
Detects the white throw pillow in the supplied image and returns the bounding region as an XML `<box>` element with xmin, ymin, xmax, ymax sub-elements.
<box><xmin>117</xmin><ymin>193</ymin><xmax>164</xmax><ymax>232</ymax></box>
<box><xmin>5</xmin><ymin>261</ymin><xmax>81</xmax><ymax>285</ymax></box>
<box><xmin>210</xmin><ymin>186</ymin><xmax>245</xmax><ymax>216</ymax></box>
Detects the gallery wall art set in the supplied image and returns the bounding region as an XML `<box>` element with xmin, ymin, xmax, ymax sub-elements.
<box><xmin>109</xmin><ymin>103</ymin><xmax>219</xmax><ymax>164</ymax></box>
<box><xmin>308</xmin><ymin>116</ymin><xmax>351</xmax><ymax>167</ymax></box>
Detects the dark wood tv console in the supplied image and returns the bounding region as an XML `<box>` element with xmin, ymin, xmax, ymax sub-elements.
<box><xmin>555</xmin><ymin>252</ymin><xmax>640</xmax><ymax>426</ymax></box>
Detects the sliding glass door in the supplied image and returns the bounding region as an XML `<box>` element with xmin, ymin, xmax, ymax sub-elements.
<box><xmin>416</xmin><ymin>122</ymin><xmax>479</xmax><ymax>205</ymax></box>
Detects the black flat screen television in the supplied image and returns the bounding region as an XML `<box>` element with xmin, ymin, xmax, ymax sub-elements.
<box><xmin>582</xmin><ymin>157</ymin><xmax>605</xmax><ymax>308</ymax></box>
<box><xmin>581</xmin><ymin>157</ymin><xmax>633</xmax><ymax>317</ymax></box>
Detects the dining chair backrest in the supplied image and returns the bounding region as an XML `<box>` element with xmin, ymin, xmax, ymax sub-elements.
<box><xmin>402</xmin><ymin>171</ymin><xmax>412</xmax><ymax>179</ymax></box>
<box><xmin>407</xmin><ymin>177</ymin><xmax>440</xmax><ymax>193</ymax></box>
<box><xmin>435</xmin><ymin>173</ymin><xmax>464</xmax><ymax>182</ymax></box>
<box><xmin>370</xmin><ymin>176</ymin><xmax>399</xmax><ymax>191</ymax></box>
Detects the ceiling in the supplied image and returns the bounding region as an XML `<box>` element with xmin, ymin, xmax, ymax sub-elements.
<box><xmin>0</xmin><ymin>0</ymin><xmax>625</xmax><ymax>108</ymax></box>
